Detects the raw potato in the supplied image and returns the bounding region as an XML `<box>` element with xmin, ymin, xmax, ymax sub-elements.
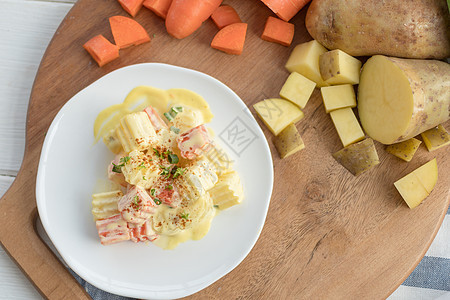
<box><xmin>385</xmin><ymin>138</ymin><xmax>421</xmax><ymax>162</ymax></box>
<box><xmin>394</xmin><ymin>158</ymin><xmax>438</xmax><ymax>209</ymax></box>
<box><xmin>253</xmin><ymin>98</ymin><xmax>304</xmax><ymax>135</ymax></box>
<box><xmin>285</xmin><ymin>40</ymin><xmax>329</xmax><ymax>87</ymax></box>
<box><xmin>358</xmin><ymin>55</ymin><xmax>450</xmax><ymax>145</ymax></box>
<box><xmin>421</xmin><ymin>124</ymin><xmax>450</xmax><ymax>152</ymax></box>
<box><xmin>273</xmin><ymin>124</ymin><xmax>305</xmax><ymax>159</ymax></box>
<box><xmin>332</xmin><ymin>138</ymin><xmax>379</xmax><ymax>176</ymax></box>
<box><xmin>305</xmin><ymin>0</ymin><xmax>450</xmax><ymax>59</ymax></box>
<box><xmin>279</xmin><ymin>72</ymin><xmax>316</xmax><ymax>109</ymax></box>
<box><xmin>320</xmin><ymin>84</ymin><xmax>356</xmax><ymax>113</ymax></box>
<box><xmin>319</xmin><ymin>50</ymin><xmax>362</xmax><ymax>85</ymax></box>
<box><xmin>329</xmin><ymin>107</ymin><xmax>365</xmax><ymax>147</ymax></box>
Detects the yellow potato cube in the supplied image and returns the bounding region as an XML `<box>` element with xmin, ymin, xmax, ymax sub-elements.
<box><xmin>320</xmin><ymin>84</ymin><xmax>356</xmax><ymax>113</ymax></box>
<box><xmin>332</xmin><ymin>138</ymin><xmax>379</xmax><ymax>176</ymax></box>
<box><xmin>285</xmin><ymin>40</ymin><xmax>329</xmax><ymax>87</ymax></box>
<box><xmin>329</xmin><ymin>107</ymin><xmax>365</xmax><ymax>147</ymax></box>
<box><xmin>273</xmin><ymin>124</ymin><xmax>305</xmax><ymax>159</ymax></box>
<box><xmin>394</xmin><ymin>158</ymin><xmax>438</xmax><ymax>209</ymax></box>
<box><xmin>385</xmin><ymin>138</ymin><xmax>421</xmax><ymax>162</ymax></box>
<box><xmin>253</xmin><ymin>98</ymin><xmax>304</xmax><ymax>136</ymax></box>
<box><xmin>279</xmin><ymin>72</ymin><xmax>316</xmax><ymax>109</ymax></box>
<box><xmin>421</xmin><ymin>124</ymin><xmax>450</xmax><ymax>152</ymax></box>
<box><xmin>319</xmin><ymin>49</ymin><xmax>362</xmax><ymax>85</ymax></box>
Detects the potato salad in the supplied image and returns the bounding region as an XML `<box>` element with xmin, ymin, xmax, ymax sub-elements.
<box><xmin>92</xmin><ymin>86</ymin><xmax>243</xmax><ymax>249</ymax></box>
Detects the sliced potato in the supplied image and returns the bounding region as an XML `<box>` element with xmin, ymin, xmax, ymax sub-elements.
<box><xmin>421</xmin><ymin>124</ymin><xmax>450</xmax><ymax>152</ymax></box>
<box><xmin>394</xmin><ymin>158</ymin><xmax>438</xmax><ymax>208</ymax></box>
<box><xmin>273</xmin><ymin>124</ymin><xmax>305</xmax><ymax>158</ymax></box>
<box><xmin>279</xmin><ymin>72</ymin><xmax>316</xmax><ymax>109</ymax></box>
<box><xmin>253</xmin><ymin>98</ymin><xmax>304</xmax><ymax>135</ymax></box>
<box><xmin>329</xmin><ymin>107</ymin><xmax>365</xmax><ymax>147</ymax></box>
<box><xmin>332</xmin><ymin>138</ymin><xmax>379</xmax><ymax>176</ymax></box>
<box><xmin>320</xmin><ymin>84</ymin><xmax>356</xmax><ymax>113</ymax></box>
<box><xmin>385</xmin><ymin>138</ymin><xmax>421</xmax><ymax>162</ymax></box>
<box><xmin>319</xmin><ymin>49</ymin><xmax>362</xmax><ymax>85</ymax></box>
<box><xmin>285</xmin><ymin>40</ymin><xmax>329</xmax><ymax>87</ymax></box>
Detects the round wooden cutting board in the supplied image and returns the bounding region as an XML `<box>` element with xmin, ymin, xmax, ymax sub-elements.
<box><xmin>0</xmin><ymin>0</ymin><xmax>448</xmax><ymax>299</ymax></box>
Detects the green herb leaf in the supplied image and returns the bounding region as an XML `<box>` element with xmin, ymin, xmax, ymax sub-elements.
<box><xmin>172</xmin><ymin>167</ymin><xmax>185</xmax><ymax>179</ymax></box>
<box><xmin>180</xmin><ymin>212</ymin><xmax>189</xmax><ymax>219</ymax></box>
<box><xmin>165</xmin><ymin>184</ymin><xmax>173</xmax><ymax>190</ymax></box>
<box><xmin>132</xmin><ymin>195</ymin><xmax>140</xmax><ymax>210</ymax></box>
<box><xmin>153</xmin><ymin>148</ymin><xmax>161</xmax><ymax>158</ymax></box>
<box><xmin>138</xmin><ymin>162</ymin><xmax>146</xmax><ymax>169</ymax></box>
<box><xmin>154</xmin><ymin>198</ymin><xmax>162</xmax><ymax>205</ymax></box>
<box><xmin>168</xmin><ymin>153</ymin><xmax>179</xmax><ymax>164</ymax></box>
<box><xmin>150</xmin><ymin>189</ymin><xmax>156</xmax><ymax>196</ymax></box>
<box><xmin>142</xmin><ymin>176</ymin><xmax>147</xmax><ymax>180</ymax></box>
<box><xmin>120</xmin><ymin>156</ymin><xmax>130</xmax><ymax>164</ymax></box>
<box><xmin>111</xmin><ymin>163</ymin><xmax>122</xmax><ymax>173</ymax></box>
<box><xmin>170</xmin><ymin>126</ymin><xmax>180</xmax><ymax>134</ymax></box>
<box><xmin>213</xmin><ymin>204</ymin><xmax>219</xmax><ymax>208</ymax></box>
<box><xmin>164</xmin><ymin>112</ymin><xmax>174</xmax><ymax>121</ymax></box>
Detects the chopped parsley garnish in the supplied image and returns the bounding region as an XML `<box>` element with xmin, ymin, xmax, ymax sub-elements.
<box><xmin>138</xmin><ymin>162</ymin><xmax>146</xmax><ymax>169</ymax></box>
<box><xmin>142</xmin><ymin>176</ymin><xmax>147</xmax><ymax>180</ymax></box>
<box><xmin>164</xmin><ymin>112</ymin><xmax>174</xmax><ymax>121</ymax></box>
<box><xmin>180</xmin><ymin>212</ymin><xmax>189</xmax><ymax>219</ymax></box>
<box><xmin>172</xmin><ymin>166</ymin><xmax>185</xmax><ymax>179</ymax></box>
<box><xmin>132</xmin><ymin>195</ymin><xmax>140</xmax><ymax>210</ymax></box>
<box><xmin>168</xmin><ymin>153</ymin><xmax>179</xmax><ymax>164</ymax></box>
<box><xmin>111</xmin><ymin>156</ymin><xmax>131</xmax><ymax>173</ymax></box>
<box><xmin>213</xmin><ymin>205</ymin><xmax>219</xmax><ymax>208</ymax></box>
<box><xmin>159</xmin><ymin>165</ymin><xmax>171</xmax><ymax>178</ymax></box>
<box><xmin>154</xmin><ymin>198</ymin><xmax>162</xmax><ymax>205</ymax></box>
<box><xmin>153</xmin><ymin>148</ymin><xmax>162</xmax><ymax>158</ymax></box>
<box><xmin>170</xmin><ymin>126</ymin><xmax>180</xmax><ymax>134</ymax></box>
<box><xmin>150</xmin><ymin>189</ymin><xmax>156</xmax><ymax>196</ymax></box>
<box><xmin>165</xmin><ymin>184</ymin><xmax>173</xmax><ymax>190</ymax></box>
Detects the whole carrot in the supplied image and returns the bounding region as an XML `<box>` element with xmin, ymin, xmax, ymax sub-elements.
<box><xmin>166</xmin><ymin>0</ymin><xmax>223</xmax><ymax>39</ymax></box>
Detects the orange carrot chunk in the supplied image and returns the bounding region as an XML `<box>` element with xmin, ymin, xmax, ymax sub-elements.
<box><xmin>143</xmin><ymin>0</ymin><xmax>172</xmax><ymax>19</ymax></box>
<box><xmin>211</xmin><ymin>5</ymin><xmax>241</xmax><ymax>29</ymax></box>
<box><xmin>261</xmin><ymin>16</ymin><xmax>294</xmax><ymax>46</ymax></box>
<box><xmin>211</xmin><ymin>23</ymin><xmax>247</xmax><ymax>55</ymax></box>
<box><xmin>166</xmin><ymin>0</ymin><xmax>223</xmax><ymax>39</ymax></box>
<box><xmin>83</xmin><ymin>35</ymin><xmax>119</xmax><ymax>67</ymax></box>
<box><xmin>261</xmin><ymin>0</ymin><xmax>311</xmax><ymax>21</ymax></box>
<box><xmin>118</xmin><ymin>0</ymin><xmax>145</xmax><ymax>17</ymax></box>
<box><xmin>109</xmin><ymin>16</ymin><xmax>151</xmax><ymax>49</ymax></box>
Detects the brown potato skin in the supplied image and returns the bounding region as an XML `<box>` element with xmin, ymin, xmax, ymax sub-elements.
<box><xmin>305</xmin><ymin>0</ymin><xmax>450</xmax><ymax>59</ymax></box>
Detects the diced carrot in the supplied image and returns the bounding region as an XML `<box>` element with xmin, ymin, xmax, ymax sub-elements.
<box><xmin>261</xmin><ymin>0</ymin><xmax>311</xmax><ymax>21</ymax></box>
<box><xmin>211</xmin><ymin>5</ymin><xmax>241</xmax><ymax>29</ymax></box>
<box><xmin>143</xmin><ymin>0</ymin><xmax>172</xmax><ymax>19</ymax></box>
<box><xmin>96</xmin><ymin>214</ymin><xmax>130</xmax><ymax>245</ymax></box>
<box><xmin>83</xmin><ymin>35</ymin><xmax>119</xmax><ymax>67</ymax></box>
<box><xmin>118</xmin><ymin>0</ymin><xmax>145</xmax><ymax>17</ymax></box>
<box><xmin>109</xmin><ymin>16</ymin><xmax>151</xmax><ymax>49</ymax></box>
<box><xmin>211</xmin><ymin>23</ymin><xmax>247</xmax><ymax>55</ymax></box>
<box><xmin>166</xmin><ymin>0</ymin><xmax>223</xmax><ymax>39</ymax></box>
<box><xmin>261</xmin><ymin>16</ymin><xmax>294</xmax><ymax>46</ymax></box>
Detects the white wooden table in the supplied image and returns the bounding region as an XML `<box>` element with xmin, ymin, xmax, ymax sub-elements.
<box><xmin>0</xmin><ymin>0</ymin><xmax>448</xmax><ymax>299</ymax></box>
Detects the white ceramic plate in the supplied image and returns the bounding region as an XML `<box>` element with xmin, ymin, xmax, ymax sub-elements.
<box><xmin>36</xmin><ymin>63</ymin><xmax>274</xmax><ymax>299</ymax></box>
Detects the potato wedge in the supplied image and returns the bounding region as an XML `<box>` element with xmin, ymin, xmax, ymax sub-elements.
<box><xmin>333</xmin><ymin>138</ymin><xmax>379</xmax><ymax>176</ymax></box>
<box><xmin>394</xmin><ymin>158</ymin><xmax>438</xmax><ymax>208</ymax></box>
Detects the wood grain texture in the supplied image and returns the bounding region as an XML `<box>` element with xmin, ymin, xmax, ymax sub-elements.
<box><xmin>0</xmin><ymin>0</ymin><xmax>448</xmax><ymax>299</ymax></box>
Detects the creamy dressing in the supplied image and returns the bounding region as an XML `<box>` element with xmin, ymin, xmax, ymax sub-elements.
<box><xmin>94</xmin><ymin>86</ymin><xmax>213</xmax><ymax>142</ymax></box>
